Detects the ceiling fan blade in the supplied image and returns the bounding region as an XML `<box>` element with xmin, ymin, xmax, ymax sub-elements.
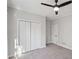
<box><xmin>58</xmin><ymin>0</ymin><xmax>72</xmax><ymax>7</ymax></box>
<box><xmin>41</xmin><ymin>3</ymin><xmax>55</xmax><ymax>8</ymax></box>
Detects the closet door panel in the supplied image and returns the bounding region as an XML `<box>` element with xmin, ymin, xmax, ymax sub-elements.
<box><xmin>31</xmin><ymin>22</ymin><xmax>41</xmax><ymax>50</ymax></box>
<box><xmin>19</xmin><ymin>21</ymin><xmax>30</xmax><ymax>52</ymax></box>
<box><xmin>19</xmin><ymin>21</ymin><xmax>26</xmax><ymax>52</ymax></box>
<box><xmin>25</xmin><ymin>21</ymin><xmax>30</xmax><ymax>52</ymax></box>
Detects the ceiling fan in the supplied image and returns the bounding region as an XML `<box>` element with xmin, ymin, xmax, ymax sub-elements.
<box><xmin>41</xmin><ymin>0</ymin><xmax>72</xmax><ymax>15</ymax></box>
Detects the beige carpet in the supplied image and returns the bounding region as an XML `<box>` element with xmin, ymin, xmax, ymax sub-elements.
<box><xmin>10</xmin><ymin>43</ymin><xmax>72</xmax><ymax>59</ymax></box>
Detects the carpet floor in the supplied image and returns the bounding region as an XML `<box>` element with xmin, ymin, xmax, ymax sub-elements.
<box><xmin>10</xmin><ymin>43</ymin><xmax>72</xmax><ymax>59</ymax></box>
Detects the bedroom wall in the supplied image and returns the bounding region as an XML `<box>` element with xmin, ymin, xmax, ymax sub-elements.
<box><xmin>46</xmin><ymin>15</ymin><xmax>72</xmax><ymax>50</ymax></box>
<box><xmin>51</xmin><ymin>15</ymin><xmax>72</xmax><ymax>50</ymax></box>
<box><xmin>7</xmin><ymin>7</ymin><xmax>46</xmax><ymax>57</ymax></box>
<box><xmin>7</xmin><ymin>7</ymin><xmax>17</xmax><ymax>57</ymax></box>
<box><xmin>46</xmin><ymin>19</ymin><xmax>52</xmax><ymax>44</ymax></box>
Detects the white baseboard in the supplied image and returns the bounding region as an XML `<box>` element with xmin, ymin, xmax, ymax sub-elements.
<box><xmin>46</xmin><ymin>41</ymin><xmax>72</xmax><ymax>50</ymax></box>
<box><xmin>52</xmin><ymin>42</ymin><xmax>72</xmax><ymax>50</ymax></box>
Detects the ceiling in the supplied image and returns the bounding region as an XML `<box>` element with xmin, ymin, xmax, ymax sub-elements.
<box><xmin>7</xmin><ymin>0</ymin><xmax>72</xmax><ymax>19</ymax></box>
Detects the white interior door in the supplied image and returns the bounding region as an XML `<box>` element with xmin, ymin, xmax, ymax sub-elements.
<box><xmin>31</xmin><ymin>22</ymin><xmax>41</xmax><ymax>50</ymax></box>
<box><xmin>19</xmin><ymin>21</ymin><xmax>30</xmax><ymax>52</ymax></box>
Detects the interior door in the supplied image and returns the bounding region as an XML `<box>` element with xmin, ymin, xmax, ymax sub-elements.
<box><xmin>19</xmin><ymin>21</ymin><xmax>30</xmax><ymax>52</ymax></box>
<box><xmin>31</xmin><ymin>22</ymin><xmax>41</xmax><ymax>50</ymax></box>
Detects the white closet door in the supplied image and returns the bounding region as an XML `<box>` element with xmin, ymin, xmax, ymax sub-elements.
<box><xmin>25</xmin><ymin>21</ymin><xmax>30</xmax><ymax>52</ymax></box>
<box><xmin>31</xmin><ymin>22</ymin><xmax>41</xmax><ymax>50</ymax></box>
<box><xmin>19</xmin><ymin>21</ymin><xmax>30</xmax><ymax>52</ymax></box>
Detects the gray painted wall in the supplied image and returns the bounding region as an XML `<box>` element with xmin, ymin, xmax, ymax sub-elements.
<box><xmin>46</xmin><ymin>15</ymin><xmax>72</xmax><ymax>50</ymax></box>
<box><xmin>7</xmin><ymin>7</ymin><xmax>17</xmax><ymax>57</ymax></box>
<box><xmin>46</xmin><ymin>19</ymin><xmax>52</xmax><ymax>44</ymax></box>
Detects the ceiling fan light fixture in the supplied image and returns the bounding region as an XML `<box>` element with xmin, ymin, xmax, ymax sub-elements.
<box><xmin>54</xmin><ymin>7</ymin><xmax>59</xmax><ymax>15</ymax></box>
<box><xmin>54</xmin><ymin>7</ymin><xmax>59</xmax><ymax>12</ymax></box>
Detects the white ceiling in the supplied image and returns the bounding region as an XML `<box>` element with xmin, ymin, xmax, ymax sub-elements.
<box><xmin>7</xmin><ymin>0</ymin><xmax>72</xmax><ymax>19</ymax></box>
